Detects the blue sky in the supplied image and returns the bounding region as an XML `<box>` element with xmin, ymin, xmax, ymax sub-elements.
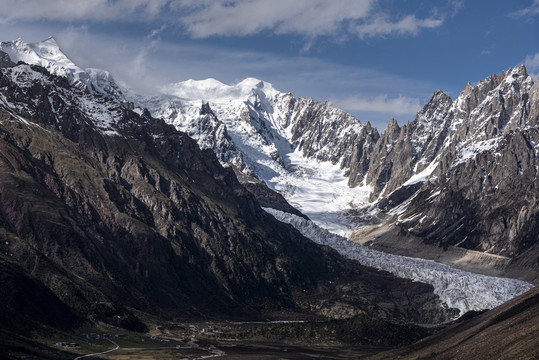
<box><xmin>0</xmin><ymin>0</ymin><xmax>538</xmax><ymax>130</ymax></box>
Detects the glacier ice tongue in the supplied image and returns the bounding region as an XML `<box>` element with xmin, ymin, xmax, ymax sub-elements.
<box><xmin>264</xmin><ymin>208</ymin><xmax>533</xmax><ymax>316</ymax></box>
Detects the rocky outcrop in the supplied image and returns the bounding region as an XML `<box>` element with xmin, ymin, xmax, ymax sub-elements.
<box><xmin>142</xmin><ymin>97</ymin><xmax>253</xmax><ymax>175</ymax></box>
<box><xmin>0</xmin><ymin>51</ymin><xmax>14</xmax><ymax>68</ymax></box>
<box><xmin>369</xmin><ymin>66</ymin><xmax>539</xmax><ymax>268</ymax></box>
<box><xmin>362</xmin><ymin>91</ymin><xmax>452</xmax><ymax>198</ymax></box>
<box><xmin>285</xmin><ymin>97</ymin><xmax>379</xmax><ymax>171</ymax></box>
<box><xmin>400</xmin><ymin>128</ymin><xmax>539</xmax><ymax>258</ymax></box>
<box><xmin>409</xmin><ymin>90</ymin><xmax>453</xmax><ymax>173</ymax></box>
<box><xmin>234</xmin><ymin>169</ymin><xmax>309</xmax><ymax>220</ymax></box>
<box><xmin>365</xmin><ymin>118</ymin><xmax>410</xmax><ymax>197</ymax></box>
<box><xmin>346</xmin><ymin>121</ymin><xmax>380</xmax><ymax>186</ymax></box>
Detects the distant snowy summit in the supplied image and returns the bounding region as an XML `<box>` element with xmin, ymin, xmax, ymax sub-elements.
<box><xmin>0</xmin><ymin>37</ymin><xmax>125</xmax><ymax>100</ymax></box>
<box><xmin>162</xmin><ymin>77</ymin><xmax>280</xmax><ymax>102</ymax></box>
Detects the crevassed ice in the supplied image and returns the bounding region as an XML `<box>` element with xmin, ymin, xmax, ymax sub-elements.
<box><xmin>264</xmin><ymin>207</ymin><xmax>533</xmax><ymax>316</ymax></box>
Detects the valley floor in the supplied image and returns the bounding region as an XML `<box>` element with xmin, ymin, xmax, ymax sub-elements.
<box><xmin>4</xmin><ymin>290</ymin><xmax>538</xmax><ymax>360</ymax></box>
<box><xmin>0</xmin><ymin>321</ymin><xmax>414</xmax><ymax>360</ymax></box>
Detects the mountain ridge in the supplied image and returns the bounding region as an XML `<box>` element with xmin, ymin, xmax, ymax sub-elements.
<box><xmin>4</xmin><ymin>36</ymin><xmax>536</xmax><ymax>283</ymax></box>
<box><xmin>0</xmin><ymin>46</ymin><xmax>460</xmax><ymax>335</ymax></box>
<box><xmin>1</xmin><ymin>36</ymin><xmax>536</xmax><ymax>301</ymax></box>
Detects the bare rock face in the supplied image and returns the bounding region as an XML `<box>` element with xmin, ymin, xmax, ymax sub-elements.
<box><xmin>409</xmin><ymin>90</ymin><xmax>453</xmax><ymax>173</ymax></box>
<box><xmin>286</xmin><ymin>97</ymin><xmax>379</xmax><ymax>171</ymax></box>
<box><xmin>346</xmin><ymin>121</ymin><xmax>380</xmax><ymax>186</ymax></box>
<box><xmin>146</xmin><ymin>98</ymin><xmax>252</xmax><ymax>175</ymax></box>
<box><xmin>369</xmin><ymin>66</ymin><xmax>539</xmax><ymax>272</ymax></box>
<box><xmin>361</xmin><ymin>91</ymin><xmax>453</xmax><ymax>199</ymax></box>
<box><xmin>0</xmin><ymin>51</ymin><xmax>14</xmax><ymax>68</ymax></box>
<box><xmin>403</xmin><ymin>128</ymin><xmax>539</xmax><ymax>257</ymax></box>
<box><xmin>197</xmin><ymin>101</ymin><xmax>250</xmax><ymax>171</ymax></box>
<box><xmin>364</xmin><ymin>118</ymin><xmax>404</xmax><ymax>197</ymax></box>
<box><xmin>233</xmin><ymin>169</ymin><xmax>309</xmax><ymax>220</ymax></box>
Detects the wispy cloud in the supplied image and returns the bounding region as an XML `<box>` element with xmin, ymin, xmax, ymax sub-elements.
<box><xmin>173</xmin><ymin>0</ymin><xmax>374</xmax><ymax>38</ymax></box>
<box><xmin>332</xmin><ymin>94</ymin><xmax>421</xmax><ymax>116</ymax></box>
<box><xmin>352</xmin><ymin>15</ymin><xmax>443</xmax><ymax>39</ymax></box>
<box><xmin>481</xmin><ymin>44</ymin><xmax>497</xmax><ymax>56</ymax></box>
<box><xmin>524</xmin><ymin>53</ymin><xmax>539</xmax><ymax>79</ymax></box>
<box><xmin>0</xmin><ymin>0</ymin><xmax>449</xmax><ymax>43</ymax></box>
<box><xmin>132</xmin><ymin>25</ymin><xmax>167</xmax><ymax>81</ymax></box>
<box><xmin>510</xmin><ymin>0</ymin><xmax>539</xmax><ymax>18</ymax></box>
<box><xmin>449</xmin><ymin>0</ymin><xmax>465</xmax><ymax>18</ymax></box>
<box><xmin>173</xmin><ymin>0</ymin><xmax>449</xmax><ymax>40</ymax></box>
<box><xmin>0</xmin><ymin>0</ymin><xmax>170</xmax><ymax>23</ymax></box>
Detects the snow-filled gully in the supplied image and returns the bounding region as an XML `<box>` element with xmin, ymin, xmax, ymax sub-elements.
<box><xmin>264</xmin><ymin>208</ymin><xmax>533</xmax><ymax>316</ymax></box>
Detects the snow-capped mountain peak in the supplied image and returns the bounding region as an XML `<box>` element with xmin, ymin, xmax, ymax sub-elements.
<box><xmin>2</xmin><ymin>37</ymin><xmax>82</xmax><ymax>81</ymax></box>
<box><xmin>161</xmin><ymin>77</ymin><xmax>279</xmax><ymax>103</ymax></box>
<box><xmin>137</xmin><ymin>74</ymin><xmax>378</xmax><ymax>234</ymax></box>
<box><xmin>0</xmin><ymin>37</ymin><xmax>124</xmax><ymax>100</ymax></box>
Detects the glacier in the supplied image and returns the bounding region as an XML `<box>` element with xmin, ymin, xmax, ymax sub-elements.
<box><xmin>141</xmin><ymin>77</ymin><xmax>375</xmax><ymax>236</ymax></box>
<box><xmin>264</xmin><ymin>208</ymin><xmax>533</xmax><ymax>316</ymax></box>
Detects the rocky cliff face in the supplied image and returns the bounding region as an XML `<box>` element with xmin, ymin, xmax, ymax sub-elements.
<box><xmin>0</xmin><ymin>53</ymin><xmax>455</xmax><ymax>332</ymax></box>
<box><xmin>361</xmin><ymin>91</ymin><xmax>452</xmax><ymax>198</ymax></box>
<box><xmin>284</xmin><ymin>96</ymin><xmax>379</xmax><ymax>174</ymax></box>
<box><xmin>368</xmin><ymin>66</ymin><xmax>539</xmax><ymax>272</ymax></box>
<box><xmin>140</xmin><ymin>78</ymin><xmax>379</xmax><ymax>185</ymax></box>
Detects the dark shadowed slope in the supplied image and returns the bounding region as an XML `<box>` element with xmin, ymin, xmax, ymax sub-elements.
<box><xmin>370</xmin><ymin>285</ymin><xmax>539</xmax><ymax>360</ymax></box>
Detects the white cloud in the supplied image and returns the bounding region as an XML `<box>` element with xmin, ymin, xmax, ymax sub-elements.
<box><xmin>0</xmin><ymin>0</ymin><xmax>448</xmax><ymax>42</ymax></box>
<box><xmin>524</xmin><ymin>53</ymin><xmax>539</xmax><ymax>79</ymax></box>
<box><xmin>174</xmin><ymin>0</ymin><xmax>373</xmax><ymax>38</ymax></box>
<box><xmin>173</xmin><ymin>0</ymin><xmax>447</xmax><ymax>40</ymax></box>
<box><xmin>131</xmin><ymin>26</ymin><xmax>166</xmax><ymax>86</ymax></box>
<box><xmin>353</xmin><ymin>14</ymin><xmax>443</xmax><ymax>39</ymax></box>
<box><xmin>0</xmin><ymin>0</ymin><xmax>170</xmax><ymax>23</ymax></box>
<box><xmin>332</xmin><ymin>94</ymin><xmax>421</xmax><ymax>116</ymax></box>
<box><xmin>481</xmin><ymin>44</ymin><xmax>497</xmax><ymax>56</ymax></box>
<box><xmin>510</xmin><ymin>0</ymin><xmax>539</xmax><ymax>18</ymax></box>
<box><xmin>52</xmin><ymin>26</ymin><xmax>169</xmax><ymax>95</ymax></box>
<box><xmin>524</xmin><ymin>53</ymin><xmax>539</xmax><ymax>69</ymax></box>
